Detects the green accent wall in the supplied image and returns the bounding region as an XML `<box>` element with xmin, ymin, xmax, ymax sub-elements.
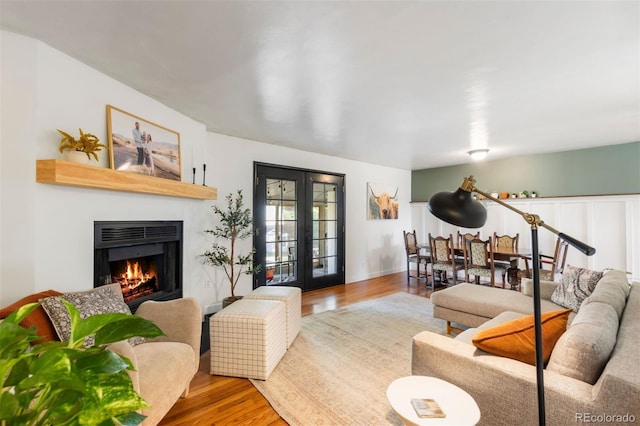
<box><xmin>411</xmin><ymin>142</ymin><xmax>640</xmax><ymax>202</ymax></box>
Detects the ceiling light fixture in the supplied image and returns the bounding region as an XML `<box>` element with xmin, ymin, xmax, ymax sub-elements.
<box><xmin>467</xmin><ymin>148</ymin><xmax>489</xmax><ymax>161</ymax></box>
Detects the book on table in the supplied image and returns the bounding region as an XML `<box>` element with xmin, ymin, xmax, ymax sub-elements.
<box><xmin>410</xmin><ymin>398</ymin><xmax>446</xmax><ymax>418</ymax></box>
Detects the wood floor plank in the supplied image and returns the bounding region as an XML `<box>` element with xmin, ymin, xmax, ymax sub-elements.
<box><xmin>158</xmin><ymin>271</ymin><xmax>432</xmax><ymax>425</ymax></box>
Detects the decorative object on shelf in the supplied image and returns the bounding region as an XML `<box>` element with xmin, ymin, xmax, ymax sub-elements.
<box><xmin>0</xmin><ymin>299</ymin><xmax>164</xmax><ymax>425</ymax></box>
<box><xmin>201</xmin><ymin>190</ymin><xmax>261</xmax><ymax>306</ymax></box>
<box><xmin>428</xmin><ymin>175</ymin><xmax>596</xmax><ymax>426</ymax></box>
<box><xmin>107</xmin><ymin>105</ymin><xmax>181</xmax><ymax>181</ymax></box>
<box><xmin>500</xmin><ymin>191</ymin><xmax>509</xmax><ymax>199</ymax></box>
<box><xmin>531</xmin><ymin>191</ymin><xmax>538</xmax><ymax>198</ymax></box>
<box><xmin>203</xmin><ymin>163</ymin><xmax>207</xmax><ymax>186</ymax></box>
<box><xmin>511</xmin><ymin>193</ymin><xmax>518</xmax><ymax>198</ymax></box>
<box><xmin>57</xmin><ymin>128</ymin><xmax>106</xmax><ymax>164</ymax></box>
<box><xmin>521</xmin><ymin>190</ymin><xmax>530</xmax><ymax>198</ymax></box>
<box><xmin>192</xmin><ymin>167</ymin><xmax>196</xmax><ymax>184</ymax></box>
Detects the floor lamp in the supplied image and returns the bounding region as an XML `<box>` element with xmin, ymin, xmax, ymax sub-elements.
<box><xmin>427</xmin><ymin>176</ymin><xmax>596</xmax><ymax>426</ymax></box>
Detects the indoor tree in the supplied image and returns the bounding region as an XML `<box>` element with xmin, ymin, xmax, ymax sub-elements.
<box><xmin>201</xmin><ymin>190</ymin><xmax>260</xmax><ymax>304</ymax></box>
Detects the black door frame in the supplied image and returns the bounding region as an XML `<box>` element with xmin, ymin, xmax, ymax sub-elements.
<box><xmin>253</xmin><ymin>162</ymin><xmax>345</xmax><ymax>291</ymax></box>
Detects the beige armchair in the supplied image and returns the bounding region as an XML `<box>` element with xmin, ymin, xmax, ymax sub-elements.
<box><xmin>109</xmin><ymin>296</ymin><xmax>202</xmax><ymax>425</ymax></box>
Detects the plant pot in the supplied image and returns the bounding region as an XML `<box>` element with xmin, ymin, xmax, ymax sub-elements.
<box><xmin>63</xmin><ymin>150</ymin><xmax>92</xmax><ymax>165</ymax></box>
<box><xmin>222</xmin><ymin>295</ymin><xmax>243</xmax><ymax>309</ymax></box>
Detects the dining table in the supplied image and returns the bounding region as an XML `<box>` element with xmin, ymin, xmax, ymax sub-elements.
<box><xmin>418</xmin><ymin>242</ymin><xmax>531</xmax><ymax>288</ymax></box>
<box><xmin>419</xmin><ymin>243</ymin><xmax>530</xmax><ymax>267</ymax></box>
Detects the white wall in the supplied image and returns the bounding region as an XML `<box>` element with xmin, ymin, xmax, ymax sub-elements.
<box><xmin>204</xmin><ymin>133</ymin><xmax>412</xmax><ymax>302</ymax></box>
<box><xmin>411</xmin><ymin>194</ymin><xmax>640</xmax><ymax>281</ymax></box>
<box><xmin>0</xmin><ymin>30</ymin><xmax>412</xmax><ymax>309</ymax></box>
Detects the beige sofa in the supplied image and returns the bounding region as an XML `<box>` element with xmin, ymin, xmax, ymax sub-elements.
<box><xmin>412</xmin><ymin>270</ymin><xmax>639</xmax><ymax>426</ymax></box>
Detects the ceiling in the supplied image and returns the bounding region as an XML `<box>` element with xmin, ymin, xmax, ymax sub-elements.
<box><xmin>1</xmin><ymin>1</ymin><xmax>638</xmax><ymax>170</ymax></box>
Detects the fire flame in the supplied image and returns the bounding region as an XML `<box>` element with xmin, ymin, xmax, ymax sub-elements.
<box><xmin>117</xmin><ymin>260</ymin><xmax>156</xmax><ymax>292</ymax></box>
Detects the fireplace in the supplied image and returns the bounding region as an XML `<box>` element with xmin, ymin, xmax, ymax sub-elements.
<box><xmin>94</xmin><ymin>221</ymin><xmax>183</xmax><ymax>312</ymax></box>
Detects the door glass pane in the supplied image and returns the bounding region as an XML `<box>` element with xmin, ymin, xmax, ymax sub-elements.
<box><xmin>265</xmin><ymin>178</ymin><xmax>297</xmax><ymax>284</ymax></box>
<box><xmin>312</xmin><ymin>182</ymin><xmax>338</xmax><ymax>277</ymax></box>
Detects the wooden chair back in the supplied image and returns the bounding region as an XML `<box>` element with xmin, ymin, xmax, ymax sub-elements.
<box><xmin>463</xmin><ymin>236</ymin><xmax>508</xmax><ymax>287</ymax></box>
<box><xmin>546</xmin><ymin>238</ymin><xmax>569</xmax><ymax>275</ymax></box>
<box><xmin>430</xmin><ymin>234</ymin><xmax>456</xmax><ymax>264</ymax></box>
<box><xmin>493</xmin><ymin>232</ymin><xmax>519</xmax><ymax>251</ymax></box>
<box><xmin>403</xmin><ymin>230</ymin><xmax>419</xmax><ymax>256</ymax></box>
<box><xmin>457</xmin><ymin>231</ymin><xmax>480</xmax><ymax>246</ymax></box>
<box><xmin>523</xmin><ymin>237</ymin><xmax>569</xmax><ymax>281</ymax></box>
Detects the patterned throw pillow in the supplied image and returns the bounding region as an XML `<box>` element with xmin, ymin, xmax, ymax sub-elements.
<box><xmin>40</xmin><ymin>286</ymin><xmax>145</xmax><ymax>347</ymax></box>
<box><xmin>551</xmin><ymin>265</ymin><xmax>604</xmax><ymax>312</ymax></box>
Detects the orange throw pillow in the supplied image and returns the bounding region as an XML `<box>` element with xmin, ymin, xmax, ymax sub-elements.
<box><xmin>0</xmin><ymin>290</ymin><xmax>62</xmax><ymax>344</ymax></box>
<box><xmin>472</xmin><ymin>308</ymin><xmax>573</xmax><ymax>365</ymax></box>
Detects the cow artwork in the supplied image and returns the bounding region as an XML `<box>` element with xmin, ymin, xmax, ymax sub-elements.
<box><xmin>367</xmin><ymin>183</ymin><xmax>399</xmax><ymax>220</ymax></box>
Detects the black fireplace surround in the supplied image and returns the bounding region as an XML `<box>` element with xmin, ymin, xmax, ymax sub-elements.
<box><xmin>94</xmin><ymin>221</ymin><xmax>183</xmax><ymax>312</ymax></box>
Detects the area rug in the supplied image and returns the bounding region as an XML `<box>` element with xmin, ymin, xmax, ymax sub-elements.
<box><xmin>249</xmin><ymin>292</ymin><xmax>449</xmax><ymax>425</ymax></box>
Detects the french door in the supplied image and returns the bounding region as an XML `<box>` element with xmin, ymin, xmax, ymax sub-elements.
<box><xmin>253</xmin><ymin>163</ymin><xmax>345</xmax><ymax>291</ymax></box>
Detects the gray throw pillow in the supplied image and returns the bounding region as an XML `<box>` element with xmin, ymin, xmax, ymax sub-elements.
<box><xmin>40</xmin><ymin>286</ymin><xmax>145</xmax><ymax>347</ymax></box>
<box><xmin>550</xmin><ymin>265</ymin><xmax>603</xmax><ymax>312</ymax></box>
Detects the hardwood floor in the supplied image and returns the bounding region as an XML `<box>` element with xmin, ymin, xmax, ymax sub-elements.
<box><xmin>158</xmin><ymin>271</ymin><xmax>433</xmax><ymax>425</ymax></box>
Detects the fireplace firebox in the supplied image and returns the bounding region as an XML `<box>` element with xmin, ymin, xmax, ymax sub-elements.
<box><xmin>94</xmin><ymin>221</ymin><xmax>183</xmax><ymax>312</ymax></box>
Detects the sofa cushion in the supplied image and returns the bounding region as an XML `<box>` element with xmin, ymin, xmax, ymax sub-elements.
<box><xmin>547</xmin><ymin>301</ymin><xmax>618</xmax><ymax>384</ymax></box>
<box><xmin>0</xmin><ymin>290</ymin><xmax>62</xmax><ymax>343</ymax></box>
<box><xmin>581</xmin><ymin>269</ymin><xmax>630</xmax><ymax>319</ymax></box>
<box><xmin>456</xmin><ymin>311</ymin><xmax>525</xmax><ymax>344</ymax></box>
<box><xmin>40</xmin><ymin>286</ymin><xmax>138</xmax><ymax>347</ymax></box>
<box><xmin>471</xmin><ymin>308</ymin><xmax>572</xmax><ymax>365</ymax></box>
<box><xmin>550</xmin><ymin>265</ymin><xmax>603</xmax><ymax>312</ymax></box>
<box><xmin>521</xmin><ymin>278</ymin><xmax>560</xmax><ymax>300</ymax></box>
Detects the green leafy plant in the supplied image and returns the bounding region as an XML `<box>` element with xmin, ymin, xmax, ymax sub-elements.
<box><xmin>201</xmin><ymin>190</ymin><xmax>261</xmax><ymax>300</ymax></box>
<box><xmin>0</xmin><ymin>300</ymin><xmax>164</xmax><ymax>426</ymax></box>
<box><xmin>57</xmin><ymin>128</ymin><xmax>107</xmax><ymax>161</ymax></box>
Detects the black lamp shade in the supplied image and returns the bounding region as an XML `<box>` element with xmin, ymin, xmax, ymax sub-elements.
<box><xmin>428</xmin><ymin>187</ymin><xmax>487</xmax><ymax>228</ymax></box>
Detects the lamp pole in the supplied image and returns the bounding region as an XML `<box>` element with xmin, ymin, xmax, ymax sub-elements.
<box><xmin>428</xmin><ymin>176</ymin><xmax>595</xmax><ymax>426</ymax></box>
<box><xmin>530</xmin><ymin>224</ymin><xmax>545</xmax><ymax>425</ymax></box>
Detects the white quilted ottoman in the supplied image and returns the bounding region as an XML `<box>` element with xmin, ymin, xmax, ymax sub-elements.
<box><xmin>245</xmin><ymin>285</ymin><xmax>302</xmax><ymax>348</ymax></box>
<box><xmin>209</xmin><ymin>299</ymin><xmax>287</xmax><ymax>380</ymax></box>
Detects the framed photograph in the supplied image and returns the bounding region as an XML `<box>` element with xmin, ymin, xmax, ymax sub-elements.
<box><xmin>367</xmin><ymin>182</ymin><xmax>399</xmax><ymax>220</ymax></box>
<box><xmin>107</xmin><ymin>105</ymin><xmax>181</xmax><ymax>181</ymax></box>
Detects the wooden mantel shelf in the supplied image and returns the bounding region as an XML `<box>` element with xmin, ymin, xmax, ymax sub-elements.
<box><xmin>36</xmin><ymin>159</ymin><xmax>217</xmax><ymax>200</ymax></box>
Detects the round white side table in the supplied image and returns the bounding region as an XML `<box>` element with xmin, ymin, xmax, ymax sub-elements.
<box><xmin>386</xmin><ymin>376</ymin><xmax>481</xmax><ymax>426</ymax></box>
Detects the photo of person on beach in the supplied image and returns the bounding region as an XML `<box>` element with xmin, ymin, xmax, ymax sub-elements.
<box><xmin>107</xmin><ymin>105</ymin><xmax>181</xmax><ymax>181</ymax></box>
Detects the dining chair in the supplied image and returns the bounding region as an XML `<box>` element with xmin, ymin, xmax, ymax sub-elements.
<box><xmin>403</xmin><ymin>230</ymin><xmax>430</xmax><ymax>285</ymax></box>
<box><xmin>455</xmin><ymin>231</ymin><xmax>480</xmax><ymax>262</ymax></box>
<box><xmin>428</xmin><ymin>233</ymin><xmax>464</xmax><ymax>288</ymax></box>
<box><xmin>457</xmin><ymin>231</ymin><xmax>480</xmax><ymax>246</ymax></box>
<box><xmin>463</xmin><ymin>236</ymin><xmax>507</xmax><ymax>287</ymax></box>
<box><xmin>523</xmin><ymin>237</ymin><xmax>569</xmax><ymax>281</ymax></box>
<box><xmin>493</xmin><ymin>232</ymin><xmax>520</xmax><ymax>284</ymax></box>
<box><xmin>493</xmin><ymin>232</ymin><xmax>519</xmax><ymax>251</ymax></box>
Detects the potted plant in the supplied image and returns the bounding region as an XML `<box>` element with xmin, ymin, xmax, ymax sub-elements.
<box><xmin>0</xmin><ymin>300</ymin><xmax>164</xmax><ymax>425</ymax></box>
<box><xmin>58</xmin><ymin>128</ymin><xmax>107</xmax><ymax>164</ymax></box>
<box><xmin>201</xmin><ymin>190</ymin><xmax>261</xmax><ymax>307</ymax></box>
